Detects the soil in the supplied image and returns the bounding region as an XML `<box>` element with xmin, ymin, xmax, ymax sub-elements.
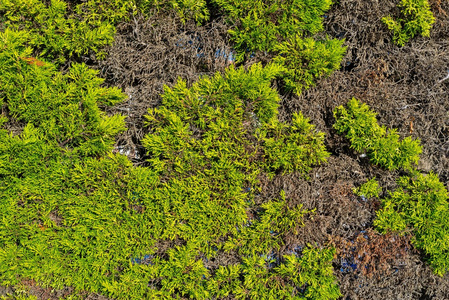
<box><xmin>2</xmin><ymin>0</ymin><xmax>449</xmax><ymax>299</ymax></box>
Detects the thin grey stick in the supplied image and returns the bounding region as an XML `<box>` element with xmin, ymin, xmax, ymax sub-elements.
<box><xmin>437</xmin><ymin>70</ymin><xmax>449</xmax><ymax>84</ymax></box>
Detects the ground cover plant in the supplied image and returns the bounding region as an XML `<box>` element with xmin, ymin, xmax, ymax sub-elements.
<box><xmin>0</xmin><ymin>24</ymin><xmax>340</xmax><ymax>299</ymax></box>
<box><xmin>0</xmin><ymin>0</ymin><xmax>127</xmax><ymax>62</ymax></box>
<box><xmin>0</xmin><ymin>29</ymin><xmax>127</xmax><ymax>156</ymax></box>
<box><xmin>382</xmin><ymin>0</ymin><xmax>435</xmax><ymax>46</ymax></box>
<box><xmin>211</xmin><ymin>0</ymin><xmax>347</xmax><ymax>94</ymax></box>
<box><xmin>334</xmin><ymin>99</ymin><xmax>449</xmax><ymax>276</ymax></box>
<box><xmin>212</xmin><ymin>0</ymin><xmax>333</xmax><ymax>59</ymax></box>
<box><xmin>2</xmin><ymin>0</ymin><xmax>449</xmax><ymax>299</ymax></box>
<box><xmin>374</xmin><ymin>172</ymin><xmax>449</xmax><ymax>276</ymax></box>
<box><xmin>333</xmin><ymin>98</ymin><xmax>422</xmax><ymax>170</ymax></box>
<box><xmin>0</xmin><ymin>0</ymin><xmax>210</xmax><ymax>63</ymax></box>
<box><xmin>272</xmin><ymin>35</ymin><xmax>347</xmax><ymax>95</ymax></box>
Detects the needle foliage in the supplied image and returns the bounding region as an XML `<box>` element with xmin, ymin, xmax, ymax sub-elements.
<box><xmin>382</xmin><ymin>0</ymin><xmax>435</xmax><ymax>46</ymax></box>
<box><xmin>0</xmin><ymin>29</ymin><xmax>127</xmax><ymax>157</ymax></box>
<box><xmin>212</xmin><ymin>0</ymin><xmax>333</xmax><ymax>60</ymax></box>
<box><xmin>374</xmin><ymin>172</ymin><xmax>449</xmax><ymax>276</ymax></box>
<box><xmin>0</xmin><ymin>0</ymin><xmax>128</xmax><ymax>62</ymax></box>
<box><xmin>338</xmin><ymin>100</ymin><xmax>448</xmax><ymax>277</ymax></box>
<box><xmin>211</xmin><ymin>0</ymin><xmax>346</xmax><ymax>94</ymax></box>
<box><xmin>0</xmin><ymin>29</ymin><xmax>339</xmax><ymax>298</ymax></box>
<box><xmin>272</xmin><ymin>35</ymin><xmax>346</xmax><ymax>95</ymax></box>
<box><xmin>333</xmin><ymin>98</ymin><xmax>422</xmax><ymax>170</ymax></box>
<box><xmin>0</xmin><ymin>0</ymin><xmax>211</xmax><ymax>63</ymax></box>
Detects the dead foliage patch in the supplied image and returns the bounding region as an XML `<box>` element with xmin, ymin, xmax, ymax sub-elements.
<box><xmin>329</xmin><ymin>228</ymin><xmax>414</xmax><ymax>279</ymax></box>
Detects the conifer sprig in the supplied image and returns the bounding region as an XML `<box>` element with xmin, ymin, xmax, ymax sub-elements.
<box><xmin>334</xmin><ymin>98</ymin><xmax>422</xmax><ymax>170</ymax></box>
<box><xmin>0</xmin><ymin>29</ymin><xmax>127</xmax><ymax>156</ymax></box>
<box><xmin>273</xmin><ymin>35</ymin><xmax>347</xmax><ymax>95</ymax></box>
<box><xmin>382</xmin><ymin>0</ymin><xmax>435</xmax><ymax>46</ymax></box>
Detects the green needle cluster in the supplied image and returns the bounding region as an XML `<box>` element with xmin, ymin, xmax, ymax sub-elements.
<box><xmin>382</xmin><ymin>0</ymin><xmax>435</xmax><ymax>46</ymax></box>
<box><xmin>334</xmin><ymin>98</ymin><xmax>422</xmax><ymax>170</ymax></box>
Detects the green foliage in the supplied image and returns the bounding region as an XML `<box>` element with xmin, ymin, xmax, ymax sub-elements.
<box><xmin>353</xmin><ymin>178</ymin><xmax>382</xmax><ymax>199</ymax></box>
<box><xmin>75</xmin><ymin>0</ymin><xmax>137</xmax><ymax>24</ymax></box>
<box><xmin>143</xmin><ymin>62</ymin><xmax>329</xmax><ymax>181</ymax></box>
<box><xmin>277</xmin><ymin>246</ymin><xmax>341</xmax><ymax>299</ymax></box>
<box><xmin>374</xmin><ymin>172</ymin><xmax>449</xmax><ymax>276</ymax></box>
<box><xmin>0</xmin><ymin>124</ymin><xmax>60</xmax><ymax>179</ymax></box>
<box><xmin>256</xmin><ymin>112</ymin><xmax>329</xmax><ymax>178</ymax></box>
<box><xmin>137</xmin><ymin>0</ymin><xmax>209</xmax><ymax>24</ymax></box>
<box><xmin>0</xmin><ymin>0</ymin><xmax>211</xmax><ymax>63</ymax></box>
<box><xmin>333</xmin><ymin>98</ymin><xmax>422</xmax><ymax>170</ymax></box>
<box><xmin>382</xmin><ymin>0</ymin><xmax>435</xmax><ymax>46</ymax></box>
<box><xmin>138</xmin><ymin>63</ymin><xmax>333</xmax><ymax>297</ymax></box>
<box><xmin>209</xmin><ymin>0</ymin><xmax>346</xmax><ymax>95</ymax></box>
<box><xmin>0</xmin><ymin>150</ymin><xmax>161</xmax><ymax>292</ymax></box>
<box><xmin>0</xmin><ymin>29</ymin><xmax>136</xmax><ymax>293</ymax></box>
<box><xmin>141</xmin><ymin>61</ymin><xmax>328</xmax><ymax>248</ymax></box>
<box><xmin>170</xmin><ymin>0</ymin><xmax>209</xmax><ymax>23</ymax></box>
<box><xmin>198</xmin><ymin>245</ymin><xmax>340</xmax><ymax>300</ymax></box>
<box><xmin>224</xmin><ymin>191</ymin><xmax>315</xmax><ymax>256</ymax></box>
<box><xmin>228</xmin><ymin>246</ymin><xmax>340</xmax><ymax>299</ymax></box>
<box><xmin>1</xmin><ymin>40</ymin><xmax>338</xmax><ymax>297</ymax></box>
<box><xmin>0</xmin><ymin>29</ymin><xmax>127</xmax><ymax>157</ymax></box>
<box><xmin>273</xmin><ymin>35</ymin><xmax>347</xmax><ymax>95</ymax></box>
<box><xmin>212</xmin><ymin>0</ymin><xmax>333</xmax><ymax>62</ymax></box>
<box><xmin>1</xmin><ymin>4</ymin><xmax>339</xmax><ymax>296</ymax></box>
<box><xmin>0</xmin><ymin>115</ymin><xmax>7</xmax><ymax>128</ymax></box>
<box><xmin>0</xmin><ymin>0</ymin><xmax>127</xmax><ymax>62</ymax></box>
